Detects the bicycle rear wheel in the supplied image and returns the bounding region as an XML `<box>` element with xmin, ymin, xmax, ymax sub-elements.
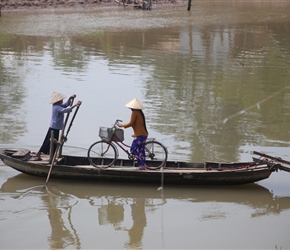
<box><xmin>145</xmin><ymin>141</ymin><xmax>167</xmax><ymax>170</ymax></box>
<box><xmin>87</xmin><ymin>141</ymin><xmax>117</xmax><ymax>168</ymax></box>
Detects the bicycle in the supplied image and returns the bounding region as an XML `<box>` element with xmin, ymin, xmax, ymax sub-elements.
<box><xmin>87</xmin><ymin>119</ymin><xmax>168</xmax><ymax>170</ymax></box>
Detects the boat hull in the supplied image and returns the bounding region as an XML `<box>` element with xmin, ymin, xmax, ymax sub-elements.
<box><xmin>0</xmin><ymin>149</ymin><xmax>276</xmax><ymax>185</ymax></box>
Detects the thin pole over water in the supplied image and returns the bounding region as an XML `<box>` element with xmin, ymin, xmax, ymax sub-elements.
<box><xmin>187</xmin><ymin>0</ymin><xmax>192</xmax><ymax>10</ymax></box>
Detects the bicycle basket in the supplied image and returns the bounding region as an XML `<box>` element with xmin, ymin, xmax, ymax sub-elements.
<box><xmin>99</xmin><ymin>127</ymin><xmax>124</xmax><ymax>142</ymax></box>
<box><xmin>99</xmin><ymin>127</ymin><xmax>110</xmax><ymax>140</ymax></box>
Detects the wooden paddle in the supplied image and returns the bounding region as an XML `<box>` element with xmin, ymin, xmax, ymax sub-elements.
<box><xmin>64</xmin><ymin>104</ymin><xmax>81</xmax><ymax>142</ymax></box>
<box><xmin>61</xmin><ymin>98</ymin><xmax>74</xmax><ymax>145</ymax></box>
<box><xmin>59</xmin><ymin>104</ymin><xmax>81</xmax><ymax>156</ymax></box>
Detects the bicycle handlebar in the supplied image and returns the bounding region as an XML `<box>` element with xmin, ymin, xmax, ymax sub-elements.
<box><xmin>114</xmin><ymin>119</ymin><xmax>123</xmax><ymax>126</ymax></box>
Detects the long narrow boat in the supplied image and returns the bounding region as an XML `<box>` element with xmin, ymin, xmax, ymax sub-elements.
<box><xmin>1</xmin><ymin>148</ymin><xmax>286</xmax><ymax>185</ymax></box>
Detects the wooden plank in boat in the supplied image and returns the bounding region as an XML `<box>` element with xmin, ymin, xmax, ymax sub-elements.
<box><xmin>12</xmin><ymin>149</ymin><xmax>30</xmax><ymax>158</ymax></box>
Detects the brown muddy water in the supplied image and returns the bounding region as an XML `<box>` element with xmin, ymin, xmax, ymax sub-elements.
<box><xmin>0</xmin><ymin>1</ymin><xmax>290</xmax><ymax>249</ymax></box>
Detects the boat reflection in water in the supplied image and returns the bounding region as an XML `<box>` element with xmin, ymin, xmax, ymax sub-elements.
<box><xmin>1</xmin><ymin>174</ymin><xmax>290</xmax><ymax>249</ymax></box>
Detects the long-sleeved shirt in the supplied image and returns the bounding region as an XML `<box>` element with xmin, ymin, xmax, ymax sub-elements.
<box><xmin>123</xmin><ymin>110</ymin><xmax>148</xmax><ymax>137</ymax></box>
<box><xmin>49</xmin><ymin>99</ymin><xmax>72</xmax><ymax>130</ymax></box>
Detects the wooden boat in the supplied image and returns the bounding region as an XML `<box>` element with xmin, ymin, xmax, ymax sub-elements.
<box><xmin>1</xmin><ymin>148</ymin><xmax>288</xmax><ymax>185</ymax></box>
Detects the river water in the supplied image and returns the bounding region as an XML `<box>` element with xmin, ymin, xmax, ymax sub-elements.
<box><xmin>0</xmin><ymin>1</ymin><xmax>290</xmax><ymax>249</ymax></box>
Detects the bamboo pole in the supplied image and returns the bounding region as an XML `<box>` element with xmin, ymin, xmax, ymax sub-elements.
<box><xmin>187</xmin><ymin>0</ymin><xmax>192</xmax><ymax>11</ymax></box>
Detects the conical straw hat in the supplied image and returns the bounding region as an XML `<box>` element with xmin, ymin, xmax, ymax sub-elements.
<box><xmin>125</xmin><ymin>98</ymin><xmax>144</xmax><ymax>110</ymax></box>
<box><xmin>49</xmin><ymin>92</ymin><xmax>66</xmax><ymax>104</ymax></box>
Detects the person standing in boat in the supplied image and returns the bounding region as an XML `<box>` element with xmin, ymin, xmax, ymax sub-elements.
<box><xmin>36</xmin><ymin>92</ymin><xmax>81</xmax><ymax>159</ymax></box>
<box><xmin>117</xmin><ymin>98</ymin><xmax>148</xmax><ymax>170</ymax></box>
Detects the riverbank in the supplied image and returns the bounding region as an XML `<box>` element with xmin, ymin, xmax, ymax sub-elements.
<box><xmin>1</xmin><ymin>0</ymin><xmax>288</xmax><ymax>14</ymax></box>
<box><xmin>0</xmin><ymin>0</ymin><xmax>186</xmax><ymax>14</ymax></box>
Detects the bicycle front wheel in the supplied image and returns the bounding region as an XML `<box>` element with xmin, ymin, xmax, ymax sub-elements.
<box><xmin>87</xmin><ymin>141</ymin><xmax>117</xmax><ymax>169</ymax></box>
<box><xmin>145</xmin><ymin>141</ymin><xmax>167</xmax><ymax>170</ymax></box>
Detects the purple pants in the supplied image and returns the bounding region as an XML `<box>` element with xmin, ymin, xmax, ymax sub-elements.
<box><xmin>130</xmin><ymin>135</ymin><xmax>147</xmax><ymax>167</ymax></box>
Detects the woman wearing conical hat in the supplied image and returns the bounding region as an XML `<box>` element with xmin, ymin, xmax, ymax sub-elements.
<box><xmin>118</xmin><ymin>98</ymin><xmax>148</xmax><ymax>170</ymax></box>
<box><xmin>36</xmin><ymin>92</ymin><xmax>82</xmax><ymax>159</ymax></box>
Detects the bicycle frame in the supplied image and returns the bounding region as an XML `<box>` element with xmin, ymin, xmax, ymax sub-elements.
<box><xmin>108</xmin><ymin>132</ymin><xmax>134</xmax><ymax>159</ymax></box>
<box><xmin>109</xmin><ymin>131</ymin><xmax>159</xmax><ymax>161</ymax></box>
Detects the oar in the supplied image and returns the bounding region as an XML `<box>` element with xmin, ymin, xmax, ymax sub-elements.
<box><xmin>45</xmin><ymin>142</ymin><xmax>61</xmax><ymax>187</ymax></box>
<box><xmin>61</xmin><ymin>98</ymin><xmax>74</xmax><ymax>143</ymax></box>
<box><xmin>64</xmin><ymin>104</ymin><xmax>81</xmax><ymax>142</ymax></box>
<box><xmin>58</xmin><ymin>98</ymin><xmax>77</xmax><ymax>157</ymax></box>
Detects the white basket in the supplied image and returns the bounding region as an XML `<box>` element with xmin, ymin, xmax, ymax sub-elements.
<box><xmin>99</xmin><ymin>127</ymin><xmax>110</xmax><ymax>139</ymax></box>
